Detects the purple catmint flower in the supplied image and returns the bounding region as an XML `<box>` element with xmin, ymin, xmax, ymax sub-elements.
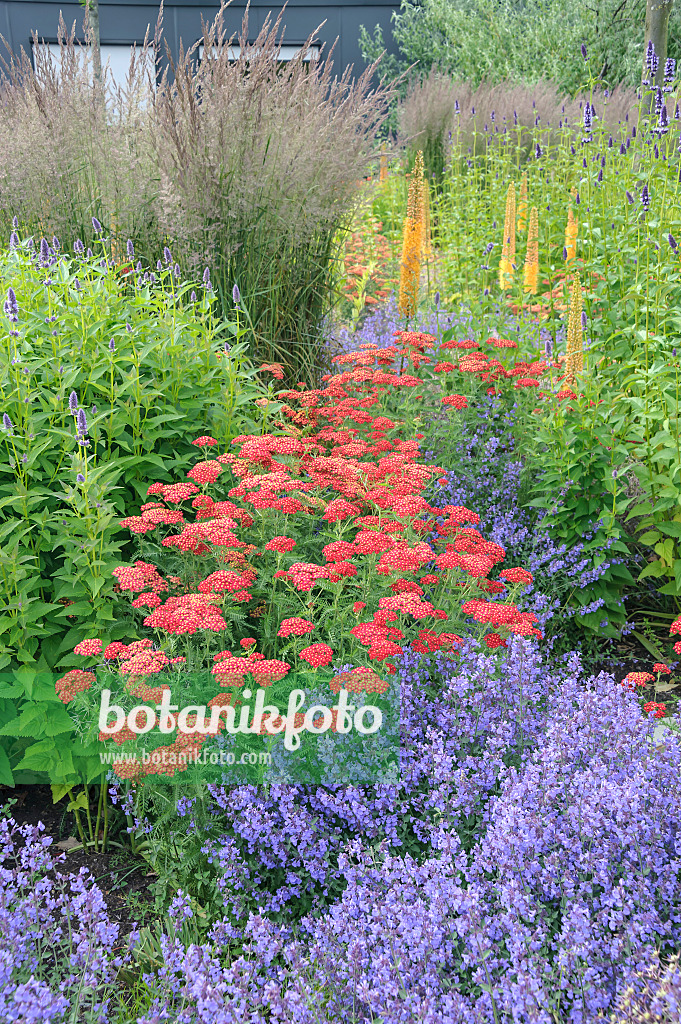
<box><xmin>92</xmin><ymin>216</ymin><xmax>102</xmax><ymax>233</ymax></box>
<box><xmin>163</xmin><ymin>246</ymin><xmax>172</xmax><ymax>264</ymax></box>
<box><xmin>544</xmin><ymin>337</ymin><xmax>553</xmax><ymax>358</ymax></box>
<box><xmin>563</xmin><ymin>246</ymin><xmax>568</xmax><ymax>260</ymax></box>
<box><xmin>581</xmin><ymin>42</ymin><xmax>587</xmax><ymax>60</ymax></box>
<box><xmin>127</xmin><ymin>238</ymin><xmax>134</xmax><ymax>257</ymax></box>
<box><xmin>641</xmin><ymin>183</ymin><xmax>650</xmax><ymax>210</ymax></box>
<box><xmin>434</xmin><ymin>291</ymin><xmax>440</xmax><ymax>306</ymax></box>
<box><xmin>77</xmin><ymin>408</ymin><xmax>87</xmax><ymax>435</ymax></box>
<box><xmin>156</xmin><ymin>259</ymin><xmax>162</xmax><ymax>272</ymax></box>
<box><xmin>109</xmin><ymin>337</ymin><xmax>115</xmax><ymax>351</ymax></box>
<box><xmin>581</xmin><ymin>310</ymin><xmax>587</xmax><ymax>329</ymax></box>
<box><xmin>74</xmin><ymin>278</ymin><xmax>80</xmax><ymax>291</ymax></box>
<box><xmin>654</xmin><ymin>104</ymin><xmax>669</xmax><ymax>135</ymax></box>
<box><xmin>86</xmin><ymin>248</ymin><xmax>93</xmax><ymax>258</ymax></box>
<box><xmin>190</xmin><ymin>290</ymin><xmax>197</xmax><ymax>303</ymax></box>
<box><xmin>535</xmin><ymin>143</ymin><xmax>542</xmax><ymax>158</ymax></box>
<box><xmin>232</xmin><ymin>283</ymin><xmax>241</xmax><ymax>305</ymax></box>
<box><xmin>2</xmin><ymin>413</ymin><xmax>12</xmax><ymax>432</ymax></box>
<box><xmin>135</xmin><ymin>260</ymin><xmax>142</xmax><ymax>272</ymax></box>
<box><xmin>39</xmin><ymin>237</ymin><xmax>49</xmax><ymax>265</ymax></box>
<box><xmin>9</xmin><ymin>231</ymin><xmax>18</xmax><ymax>249</ymax></box>
<box><xmin>669</xmin><ymin>233</ymin><xmax>678</xmax><ymax>252</ymax></box>
<box><xmin>68</xmin><ymin>391</ymin><xmax>78</xmax><ymax>414</ymax></box>
<box><xmin>597</xmin><ymin>168</ymin><xmax>603</xmax><ymax>183</ymax></box>
<box><xmin>664</xmin><ymin>57</ymin><xmax>676</xmax><ymax>90</ymax></box>
<box><xmin>76</xmin><ymin>473</ymin><xmax>85</xmax><ymax>483</ymax></box>
<box><xmin>582</xmin><ymin>105</ymin><xmax>592</xmax><ymax>143</ymax></box>
<box><xmin>74</xmin><ymin>238</ymin><xmax>84</xmax><ymax>254</ymax></box>
<box><xmin>4</xmin><ymin>287</ymin><xmax>18</xmax><ymax>322</ymax></box>
<box><xmin>626</xmin><ymin>190</ymin><xmax>634</xmax><ymax>203</ymax></box>
<box><xmin>173</xmin><ymin>263</ymin><xmax>180</xmax><ymax>279</ymax></box>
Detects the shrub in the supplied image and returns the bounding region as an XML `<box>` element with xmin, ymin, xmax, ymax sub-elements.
<box><xmin>360</xmin><ymin>0</ymin><xmax>681</xmax><ymax>97</ymax></box>
<box><xmin>0</xmin><ymin>237</ymin><xmax>265</xmax><ymax>670</ymax></box>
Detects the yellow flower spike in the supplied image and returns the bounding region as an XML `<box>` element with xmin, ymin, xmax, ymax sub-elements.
<box><xmin>517</xmin><ymin>172</ymin><xmax>528</xmax><ymax>233</ymax></box>
<box><xmin>565</xmin><ymin>272</ymin><xmax>583</xmax><ymax>384</ymax></box>
<box><xmin>398</xmin><ymin>151</ymin><xmax>425</xmax><ymax>319</ymax></box>
<box><xmin>499</xmin><ymin>182</ymin><xmax>516</xmax><ymax>291</ymax></box>
<box><xmin>565</xmin><ymin>206</ymin><xmax>578</xmax><ymax>264</ymax></box>
<box><xmin>523</xmin><ymin>206</ymin><xmax>539</xmax><ymax>294</ymax></box>
<box><xmin>379</xmin><ymin>144</ymin><xmax>388</xmax><ymax>183</ymax></box>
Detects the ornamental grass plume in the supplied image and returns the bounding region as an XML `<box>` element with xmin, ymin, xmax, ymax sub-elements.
<box><xmin>565</xmin><ymin>272</ymin><xmax>583</xmax><ymax>383</ymax></box>
<box><xmin>517</xmin><ymin>172</ymin><xmax>528</xmax><ymax>233</ymax></box>
<box><xmin>398</xmin><ymin>151</ymin><xmax>425</xmax><ymax>319</ymax></box>
<box><xmin>523</xmin><ymin>206</ymin><xmax>539</xmax><ymax>294</ymax></box>
<box><xmin>498</xmin><ymin>182</ymin><xmax>516</xmax><ymax>291</ymax></box>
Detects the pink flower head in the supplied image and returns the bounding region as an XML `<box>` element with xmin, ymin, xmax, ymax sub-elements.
<box><xmin>187</xmin><ymin>461</ymin><xmax>222</xmax><ymax>485</ymax></box>
<box><xmin>299</xmin><ymin>643</ymin><xmax>334</xmax><ymax>668</ymax></box>
<box><xmin>278</xmin><ymin>618</ymin><xmax>315</xmax><ymax>638</ymax></box>
<box><xmin>73</xmin><ymin>638</ymin><xmax>103</xmax><ymax>657</ymax></box>
<box><xmin>265</xmin><ymin>536</ymin><xmax>297</xmax><ymax>553</ymax></box>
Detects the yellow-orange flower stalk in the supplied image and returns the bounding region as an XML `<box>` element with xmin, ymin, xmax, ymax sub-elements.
<box><xmin>517</xmin><ymin>172</ymin><xmax>528</xmax><ymax>233</ymax></box>
<box><xmin>499</xmin><ymin>183</ymin><xmax>516</xmax><ymax>291</ymax></box>
<box><xmin>565</xmin><ymin>272</ymin><xmax>583</xmax><ymax>384</ymax></box>
<box><xmin>379</xmin><ymin>144</ymin><xmax>388</xmax><ymax>183</ymax></box>
<box><xmin>398</xmin><ymin>151</ymin><xmax>425</xmax><ymax>319</ymax></box>
<box><xmin>523</xmin><ymin>206</ymin><xmax>539</xmax><ymax>294</ymax></box>
<box><xmin>565</xmin><ymin>208</ymin><xmax>578</xmax><ymax>264</ymax></box>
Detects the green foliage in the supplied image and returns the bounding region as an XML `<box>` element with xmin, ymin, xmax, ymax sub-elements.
<box><xmin>0</xmin><ymin>238</ymin><xmax>267</xmax><ymax>672</ymax></box>
<box><xmin>523</xmin><ymin>399</ymin><xmax>635</xmax><ymax>637</ymax></box>
<box><xmin>360</xmin><ymin>0</ymin><xmax>681</xmax><ymax>96</ymax></box>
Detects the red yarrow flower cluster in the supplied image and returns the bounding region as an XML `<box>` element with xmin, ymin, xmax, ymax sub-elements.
<box><xmin>56</xmin><ymin>670</ymin><xmax>96</xmax><ymax>704</ymax></box>
<box><xmin>73</xmin><ymin>638</ymin><xmax>103</xmax><ymax>657</ymax></box>
<box><xmin>278</xmin><ymin>617</ymin><xmax>315</xmax><ymax>638</ymax></box>
<box><xmin>299</xmin><ymin>643</ymin><xmax>334</xmax><ymax>668</ymax></box>
<box><xmin>144</xmin><ymin>594</ymin><xmax>228</xmax><ymax>635</ymax></box>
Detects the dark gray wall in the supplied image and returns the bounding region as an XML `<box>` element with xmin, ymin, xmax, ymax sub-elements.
<box><xmin>0</xmin><ymin>1</ymin><xmax>402</xmax><ymax>79</ymax></box>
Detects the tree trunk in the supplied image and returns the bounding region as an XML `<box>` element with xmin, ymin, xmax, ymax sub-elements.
<box><xmin>642</xmin><ymin>0</ymin><xmax>674</xmax><ymax>106</ymax></box>
<box><xmin>85</xmin><ymin>0</ymin><xmax>102</xmax><ymax>85</ymax></box>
